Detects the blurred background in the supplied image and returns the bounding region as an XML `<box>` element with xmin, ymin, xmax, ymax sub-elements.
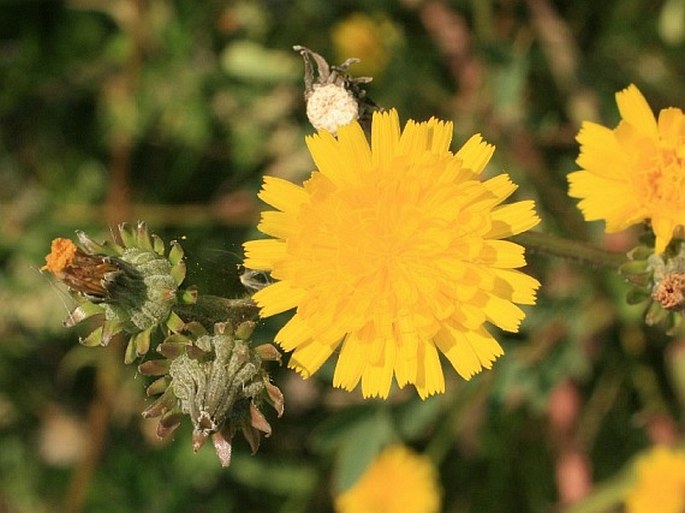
<box><xmin>1</xmin><ymin>0</ymin><xmax>684</xmax><ymax>512</ymax></box>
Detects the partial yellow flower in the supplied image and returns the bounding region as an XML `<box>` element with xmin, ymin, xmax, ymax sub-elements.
<box><xmin>625</xmin><ymin>446</ymin><xmax>685</xmax><ymax>513</ymax></box>
<box><xmin>243</xmin><ymin>109</ymin><xmax>540</xmax><ymax>398</ymax></box>
<box><xmin>332</xmin><ymin>13</ymin><xmax>400</xmax><ymax>77</ymax></box>
<box><xmin>334</xmin><ymin>445</ymin><xmax>441</xmax><ymax>513</ymax></box>
<box><xmin>568</xmin><ymin>84</ymin><xmax>685</xmax><ymax>253</ymax></box>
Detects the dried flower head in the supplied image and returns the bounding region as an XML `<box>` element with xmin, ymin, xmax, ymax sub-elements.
<box><xmin>652</xmin><ymin>272</ymin><xmax>685</xmax><ymax>311</ymax></box>
<box><xmin>620</xmin><ymin>242</ymin><xmax>685</xmax><ymax>333</ymax></box>
<box><xmin>293</xmin><ymin>45</ymin><xmax>374</xmax><ymax>135</ymax></box>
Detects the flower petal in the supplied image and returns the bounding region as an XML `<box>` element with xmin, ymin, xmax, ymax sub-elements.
<box><xmin>487</xmin><ymin>201</ymin><xmax>540</xmax><ymax>238</ymax></box>
<box><xmin>258</xmin><ymin>176</ymin><xmax>309</xmax><ymax>213</ymax></box>
<box><xmin>242</xmin><ymin>239</ymin><xmax>286</xmax><ymax>270</ymax></box>
<box><xmin>361</xmin><ymin>338</ymin><xmax>396</xmax><ymax>398</ymax></box>
<box><xmin>275</xmin><ymin>313</ymin><xmax>312</xmax><ymax>351</ymax></box>
<box><xmin>454</xmin><ymin>134</ymin><xmax>494</xmax><ymax>176</ymax></box>
<box><xmin>414</xmin><ymin>342</ymin><xmax>445</xmax><ymax>398</ymax></box>
<box><xmin>252</xmin><ymin>280</ymin><xmax>304</xmax><ymax>317</ymax></box>
<box><xmin>434</xmin><ymin>325</ymin><xmax>482</xmax><ymax>380</ymax></box>
<box><xmin>289</xmin><ymin>338</ymin><xmax>340</xmax><ymax>378</ymax></box>
<box><xmin>371</xmin><ymin>109</ymin><xmax>401</xmax><ymax>169</ymax></box>
<box><xmin>258</xmin><ymin>211</ymin><xmax>299</xmax><ymax>238</ymax></box>
<box><xmin>475</xmin><ymin>240</ymin><xmax>527</xmax><ymax>268</ymax></box>
<box><xmin>333</xmin><ymin>332</ymin><xmax>366</xmax><ymax>391</ymax></box>
<box><xmin>616</xmin><ymin>84</ymin><xmax>658</xmax><ymax>136</ymax></box>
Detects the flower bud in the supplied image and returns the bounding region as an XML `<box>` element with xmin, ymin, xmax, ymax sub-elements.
<box><xmin>42</xmin><ymin>222</ymin><xmax>193</xmax><ymax>362</ymax></box>
<box><xmin>142</xmin><ymin>322</ymin><xmax>284</xmax><ymax>467</ymax></box>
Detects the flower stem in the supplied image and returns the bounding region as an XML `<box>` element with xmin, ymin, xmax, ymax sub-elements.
<box><xmin>173</xmin><ymin>295</ymin><xmax>259</xmax><ymax>330</ymax></box>
<box><xmin>560</xmin><ymin>472</ymin><xmax>632</xmax><ymax>513</ymax></box>
<box><xmin>513</xmin><ymin>231</ymin><xmax>628</xmax><ymax>270</ymax></box>
<box><xmin>424</xmin><ymin>376</ymin><xmax>491</xmax><ymax>467</ymax></box>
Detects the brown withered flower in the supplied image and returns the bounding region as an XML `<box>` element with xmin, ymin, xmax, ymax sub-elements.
<box><xmin>293</xmin><ymin>45</ymin><xmax>375</xmax><ymax>134</ymax></box>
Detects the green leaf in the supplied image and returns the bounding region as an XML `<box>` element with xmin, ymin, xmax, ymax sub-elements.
<box><xmin>124</xmin><ymin>336</ymin><xmax>138</xmax><ymax>364</ymax></box>
<box><xmin>64</xmin><ymin>301</ymin><xmax>104</xmax><ymax>327</ymax></box>
<box><xmin>151</xmin><ymin>234</ymin><xmax>165</xmax><ymax>256</ymax></box>
<box><xmin>75</xmin><ymin>230</ymin><xmax>106</xmax><ymax>254</ymax></box>
<box><xmin>227</xmin><ymin>453</ymin><xmax>317</xmax><ymax>496</ymax></box>
<box><xmin>118</xmin><ymin>223</ymin><xmax>137</xmax><ymax>248</ymax></box>
<box><xmin>101</xmin><ymin>318</ymin><xmax>125</xmax><ymax>346</ymax></box>
<box><xmin>171</xmin><ymin>260</ymin><xmax>186</xmax><ymax>286</ymax></box>
<box><xmin>221</xmin><ymin>41</ymin><xmax>300</xmax><ymax>84</ymax></box>
<box><xmin>311</xmin><ymin>406</ymin><xmax>394</xmax><ymax>493</ymax></box>
<box><xmin>394</xmin><ymin>395</ymin><xmax>443</xmax><ymax>440</ymax></box>
<box><xmin>169</xmin><ymin>241</ymin><xmax>184</xmax><ymax>266</ymax></box>
<box><xmin>132</xmin><ymin>327</ymin><xmax>152</xmax><ymax>357</ymax></box>
<box><xmin>80</xmin><ymin>326</ymin><xmax>103</xmax><ymax>347</ymax></box>
<box><xmin>135</xmin><ymin>222</ymin><xmax>154</xmax><ymax>251</ymax></box>
<box><xmin>166</xmin><ymin>311</ymin><xmax>186</xmax><ymax>332</ymax></box>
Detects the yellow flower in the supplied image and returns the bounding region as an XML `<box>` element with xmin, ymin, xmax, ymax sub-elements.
<box><xmin>243</xmin><ymin>109</ymin><xmax>540</xmax><ymax>398</ymax></box>
<box><xmin>332</xmin><ymin>13</ymin><xmax>400</xmax><ymax>77</ymax></box>
<box><xmin>568</xmin><ymin>84</ymin><xmax>685</xmax><ymax>253</ymax></box>
<box><xmin>625</xmin><ymin>446</ymin><xmax>685</xmax><ymax>513</ymax></box>
<box><xmin>334</xmin><ymin>445</ymin><xmax>441</xmax><ymax>513</ymax></box>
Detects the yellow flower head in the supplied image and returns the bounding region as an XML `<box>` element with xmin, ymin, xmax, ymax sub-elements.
<box><xmin>334</xmin><ymin>445</ymin><xmax>441</xmax><ymax>513</ymax></box>
<box><xmin>243</xmin><ymin>109</ymin><xmax>540</xmax><ymax>398</ymax></box>
<box><xmin>332</xmin><ymin>13</ymin><xmax>399</xmax><ymax>77</ymax></box>
<box><xmin>568</xmin><ymin>84</ymin><xmax>685</xmax><ymax>253</ymax></box>
<box><xmin>625</xmin><ymin>446</ymin><xmax>685</xmax><ymax>513</ymax></box>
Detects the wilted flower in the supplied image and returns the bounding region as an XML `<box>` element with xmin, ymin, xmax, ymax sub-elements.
<box><xmin>44</xmin><ymin>222</ymin><xmax>284</xmax><ymax>467</ymax></box>
<box><xmin>293</xmin><ymin>45</ymin><xmax>373</xmax><ymax>135</ymax></box>
<box><xmin>620</xmin><ymin>242</ymin><xmax>685</xmax><ymax>333</ymax></box>
<box><xmin>42</xmin><ymin>222</ymin><xmax>194</xmax><ymax>363</ymax></box>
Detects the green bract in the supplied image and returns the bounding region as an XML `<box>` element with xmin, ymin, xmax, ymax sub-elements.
<box><xmin>140</xmin><ymin>321</ymin><xmax>283</xmax><ymax>467</ymax></box>
<box><xmin>63</xmin><ymin>221</ymin><xmax>195</xmax><ymax>363</ymax></box>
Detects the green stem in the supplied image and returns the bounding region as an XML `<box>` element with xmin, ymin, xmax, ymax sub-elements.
<box><xmin>174</xmin><ymin>295</ymin><xmax>259</xmax><ymax>330</ymax></box>
<box><xmin>560</xmin><ymin>471</ymin><xmax>632</xmax><ymax>513</ymax></box>
<box><xmin>513</xmin><ymin>231</ymin><xmax>629</xmax><ymax>270</ymax></box>
<box><xmin>424</xmin><ymin>376</ymin><xmax>491</xmax><ymax>467</ymax></box>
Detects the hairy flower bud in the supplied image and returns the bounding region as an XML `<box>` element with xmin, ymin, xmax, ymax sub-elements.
<box><xmin>621</xmin><ymin>241</ymin><xmax>685</xmax><ymax>334</ymax></box>
<box><xmin>141</xmin><ymin>321</ymin><xmax>283</xmax><ymax>467</ymax></box>
<box><xmin>42</xmin><ymin>222</ymin><xmax>194</xmax><ymax>362</ymax></box>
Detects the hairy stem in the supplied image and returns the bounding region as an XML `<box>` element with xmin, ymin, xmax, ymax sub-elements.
<box><xmin>514</xmin><ymin>231</ymin><xmax>629</xmax><ymax>270</ymax></box>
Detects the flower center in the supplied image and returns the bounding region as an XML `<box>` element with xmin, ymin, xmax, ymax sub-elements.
<box><xmin>338</xmin><ymin>170</ymin><xmax>447</xmax><ymax>289</ymax></box>
<box><xmin>640</xmin><ymin>146</ymin><xmax>685</xmax><ymax>208</ymax></box>
<box><xmin>288</xmin><ymin>156</ymin><xmax>459</xmax><ymax>330</ymax></box>
<box><xmin>635</xmin><ymin>128</ymin><xmax>685</xmax><ymax>216</ymax></box>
